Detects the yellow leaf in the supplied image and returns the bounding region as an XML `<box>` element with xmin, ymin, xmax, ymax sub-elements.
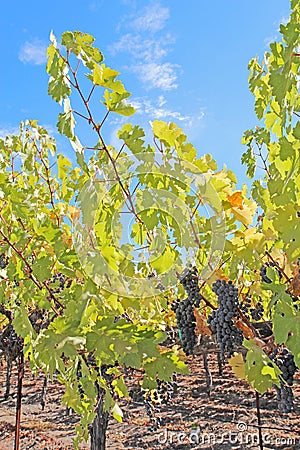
<box><xmin>227</xmin><ymin>191</ymin><xmax>243</xmax><ymax>209</ymax></box>
<box><xmin>289</xmin><ymin>263</ymin><xmax>300</xmax><ymax>296</ymax></box>
<box><xmin>193</xmin><ymin>308</ymin><xmax>212</xmax><ymax>337</ymax></box>
<box><xmin>233</xmin><ymin>317</ymin><xmax>255</xmax><ymax>339</ymax></box>
<box><xmin>112</xmin><ymin>403</ymin><xmax>123</xmax><ymax>422</ymax></box>
<box><xmin>68</xmin><ymin>205</ymin><xmax>81</xmax><ymax>222</ymax></box>
<box><xmin>231</xmin><ymin>197</ymin><xmax>257</xmax><ymax>226</ymax></box>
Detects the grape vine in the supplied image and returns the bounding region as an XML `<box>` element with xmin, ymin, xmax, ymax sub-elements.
<box><xmin>0</xmin><ymin>2</ymin><xmax>299</xmax><ymax>449</ymax></box>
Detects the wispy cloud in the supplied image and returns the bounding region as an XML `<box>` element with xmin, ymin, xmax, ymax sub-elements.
<box><xmin>110</xmin><ymin>2</ymin><xmax>179</xmax><ymax>91</ymax></box>
<box><xmin>130</xmin><ymin>2</ymin><xmax>169</xmax><ymax>33</ymax></box>
<box><xmin>264</xmin><ymin>15</ymin><xmax>289</xmax><ymax>48</ymax></box>
<box><xmin>264</xmin><ymin>35</ymin><xmax>278</xmax><ymax>48</ymax></box>
<box><xmin>131</xmin><ymin>95</ymin><xmax>192</xmax><ymax>122</ymax></box>
<box><xmin>110</xmin><ymin>33</ymin><xmax>173</xmax><ymax>61</ymax></box>
<box><xmin>88</xmin><ymin>0</ymin><xmax>103</xmax><ymax>12</ymax></box>
<box><xmin>0</xmin><ymin>123</ymin><xmax>57</xmax><ymax>140</ymax></box>
<box><xmin>19</xmin><ymin>39</ymin><xmax>47</xmax><ymax>65</ymax></box>
<box><xmin>131</xmin><ymin>62</ymin><xmax>178</xmax><ymax>91</ymax></box>
<box><xmin>0</xmin><ymin>126</ymin><xmax>20</xmax><ymax>139</ymax></box>
<box><xmin>108</xmin><ymin>95</ymin><xmax>205</xmax><ymax>150</ymax></box>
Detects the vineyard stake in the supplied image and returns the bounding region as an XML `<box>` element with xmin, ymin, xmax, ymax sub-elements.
<box><xmin>14</xmin><ymin>351</ymin><xmax>24</xmax><ymax>450</ymax></box>
<box><xmin>255</xmin><ymin>390</ymin><xmax>263</xmax><ymax>450</ymax></box>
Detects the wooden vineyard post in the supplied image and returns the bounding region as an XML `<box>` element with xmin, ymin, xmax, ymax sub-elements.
<box><xmin>255</xmin><ymin>390</ymin><xmax>263</xmax><ymax>450</ymax></box>
<box><xmin>14</xmin><ymin>352</ymin><xmax>24</xmax><ymax>450</ymax></box>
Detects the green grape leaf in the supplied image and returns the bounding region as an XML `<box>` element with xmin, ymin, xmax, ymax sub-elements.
<box><xmin>103</xmin><ymin>90</ymin><xmax>135</xmax><ymax>116</ymax></box>
<box><xmin>270</xmin><ymin>70</ymin><xmax>292</xmax><ymax>106</ymax></box>
<box><xmin>118</xmin><ymin>123</ymin><xmax>152</xmax><ymax>155</ymax></box>
<box><xmin>150</xmin><ymin>244</ymin><xmax>177</xmax><ymax>274</ymax></box>
<box><xmin>13</xmin><ymin>305</ymin><xmax>37</xmax><ymax>340</ymax></box>
<box><xmin>57</xmin><ymin>98</ymin><xmax>75</xmax><ymax>138</ymax></box>
<box><xmin>89</xmin><ymin>64</ymin><xmax>125</xmax><ymax>93</ymax></box>
<box><xmin>273</xmin><ymin>299</ymin><xmax>300</xmax><ymax>368</ymax></box>
<box><xmin>244</xmin><ymin>339</ymin><xmax>281</xmax><ymax>394</ymax></box>
<box><xmin>112</xmin><ymin>377</ymin><xmax>128</xmax><ymax>398</ymax></box>
<box><xmin>32</xmin><ymin>255</ymin><xmax>52</xmax><ymax>280</ymax></box>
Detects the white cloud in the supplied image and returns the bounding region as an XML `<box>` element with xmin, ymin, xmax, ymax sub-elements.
<box><xmin>0</xmin><ymin>123</ymin><xmax>57</xmax><ymax>140</ymax></box>
<box><xmin>157</xmin><ymin>95</ymin><xmax>166</xmax><ymax>107</ymax></box>
<box><xmin>131</xmin><ymin>62</ymin><xmax>178</xmax><ymax>91</ymax></box>
<box><xmin>130</xmin><ymin>96</ymin><xmax>191</xmax><ymax>122</ymax></box>
<box><xmin>278</xmin><ymin>16</ymin><xmax>289</xmax><ymax>27</ymax></box>
<box><xmin>264</xmin><ymin>35</ymin><xmax>278</xmax><ymax>48</ymax></box>
<box><xmin>107</xmin><ymin>96</ymin><xmax>205</xmax><ymax>150</ymax></box>
<box><xmin>131</xmin><ymin>2</ymin><xmax>169</xmax><ymax>33</ymax></box>
<box><xmin>110</xmin><ymin>33</ymin><xmax>173</xmax><ymax>62</ymax></box>
<box><xmin>19</xmin><ymin>39</ymin><xmax>47</xmax><ymax>65</ymax></box>
<box><xmin>264</xmin><ymin>15</ymin><xmax>289</xmax><ymax>48</ymax></box>
<box><xmin>88</xmin><ymin>0</ymin><xmax>103</xmax><ymax>12</ymax></box>
<box><xmin>110</xmin><ymin>2</ymin><xmax>179</xmax><ymax>91</ymax></box>
<box><xmin>0</xmin><ymin>126</ymin><xmax>20</xmax><ymax>139</ymax></box>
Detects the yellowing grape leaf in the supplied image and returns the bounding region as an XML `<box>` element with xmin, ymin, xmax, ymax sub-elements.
<box><xmin>289</xmin><ymin>264</ymin><xmax>300</xmax><ymax>296</ymax></box>
<box><xmin>231</xmin><ymin>197</ymin><xmax>257</xmax><ymax>226</ymax></box>
<box><xmin>112</xmin><ymin>403</ymin><xmax>123</xmax><ymax>422</ymax></box>
<box><xmin>229</xmin><ymin>352</ymin><xmax>246</xmax><ymax>379</ymax></box>
<box><xmin>157</xmin><ymin>345</ymin><xmax>171</xmax><ymax>354</ymax></box>
<box><xmin>193</xmin><ymin>308</ymin><xmax>212</xmax><ymax>336</ymax></box>
<box><xmin>68</xmin><ymin>205</ymin><xmax>81</xmax><ymax>222</ymax></box>
<box><xmin>227</xmin><ymin>191</ymin><xmax>243</xmax><ymax>209</ymax></box>
<box><xmin>233</xmin><ymin>318</ymin><xmax>255</xmax><ymax>339</ymax></box>
<box><xmin>214</xmin><ymin>269</ymin><xmax>229</xmax><ymax>281</ymax></box>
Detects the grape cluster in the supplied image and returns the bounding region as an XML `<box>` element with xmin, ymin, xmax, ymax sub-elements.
<box><xmin>85</xmin><ymin>353</ymin><xmax>115</xmax><ymax>382</ymax></box>
<box><xmin>129</xmin><ymin>385</ymin><xmax>145</xmax><ymax>403</ymax></box>
<box><xmin>171</xmin><ymin>267</ymin><xmax>204</xmax><ymax>355</ymax></box>
<box><xmin>260</xmin><ymin>262</ymin><xmax>282</xmax><ymax>284</ymax></box>
<box><xmin>271</xmin><ymin>348</ymin><xmax>297</xmax><ymax>386</ymax></box>
<box><xmin>156</xmin><ymin>377</ymin><xmax>177</xmax><ymax>404</ymax></box>
<box><xmin>171</xmin><ymin>298</ymin><xmax>196</xmax><ymax>355</ymax></box>
<box><xmin>239</xmin><ymin>297</ymin><xmax>264</xmax><ymax>321</ymax></box>
<box><xmin>0</xmin><ymin>324</ymin><xmax>24</xmax><ymax>399</ymax></box>
<box><xmin>250</xmin><ymin>301</ymin><xmax>264</xmax><ymax>321</ymax></box>
<box><xmin>179</xmin><ymin>266</ymin><xmax>203</xmax><ymax>308</ymax></box>
<box><xmin>76</xmin><ymin>361</ymin><xmax>85</xmax><ymax>400</ymax></box>
<box><xmin>50</xmin><ymin>272</ymin><xmax>66</xmax><ymax>292</ymax></box>
<box><xmin>270</xmin><ymin>347</ymin><xmax>297</xmax><ymax>413</ymax></box>
<box><xmin>129</xmin><ymin>377</ymin><xmax>177</xmax><ymax>431</ymax></box>
<box><xmin>76</xmin><ymin>356</ymin><xmax>115</xmax><ymax>402</ymax></box>
<box><xmin>0</xmin><ymin>324</ymin><xmax>23</xmax><ymax>360</ymax></box>
<box><xmin>274</xmin><ymin>384</ymin><xmax>294</xmax><ymax>413</ymax></box>
<box><xmin>29</xmin><ymin>309</ymin><xmax>50</xmax><ymax>333</ymax></box>
<box><xmin>239</xmin><ymin>298</ymin><xmax>251</xmax><ymax>319</ymax></box>
<box><xmin>260</xmin><ymin>265</ymin><xmax>272</xmax><ymax>284</ymax></box>
<box><xmin>0</xmin><ymin>253</ymin><xmax>9</xmax><ymax>269</ymax></box>
<box><xmin>207</xmin><ymin>280</ymin><xmax>243</xmax><ymax>359</ymax></box>
<box><xmin>113</xmin><ymin>313</ymin><xmax>132</xmax><ymax>323</ymax></box>
<box><xmin>129</xmin><ymin>377</ymin><xmax>177</xmax><ymax>406</ymax></box>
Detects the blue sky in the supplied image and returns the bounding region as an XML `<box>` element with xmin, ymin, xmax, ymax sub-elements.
<box><xmin>0</xmin><ymin>0</ymin><xmax>290</xmax><ymax>183</ymax></box>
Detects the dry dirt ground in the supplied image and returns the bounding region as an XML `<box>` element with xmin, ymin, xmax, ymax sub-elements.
<box><xmin>0</xmin><ymin>353</ymin><xmax>299</xmax><ymax>450</ymax></box>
